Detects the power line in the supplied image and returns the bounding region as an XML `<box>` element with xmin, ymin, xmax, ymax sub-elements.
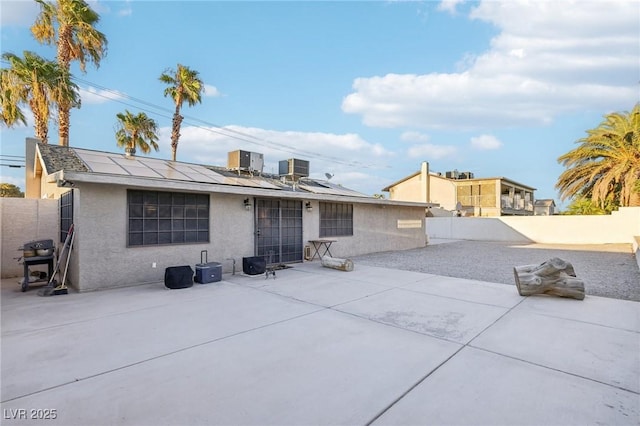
<box><xmin>70</xmin><ymin>76</ymin><xmax>381</xmax><ymax>169</ymax></box>
<box><xmin>1</xmin><ymin>59</ymin><xmax>386</xmax><ymax>169</ymax></box>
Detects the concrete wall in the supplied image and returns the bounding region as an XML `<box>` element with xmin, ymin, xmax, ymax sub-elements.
<box><xmin>426</xmin><ymin>207</ymin><xmax>640</xmax><ymax>246</ymax></box>
<box><xmin>1</xmin><ymin>198</ymin><xmax>59</xmax><ymax>278</ymax></box>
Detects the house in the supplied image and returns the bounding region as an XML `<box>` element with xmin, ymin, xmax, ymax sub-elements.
<box><xmin>20</xmin><ymin>139</ymin><xmax>427</xmax><ymax>291</ymax></box>
<box><xmin>534</xmin><ymin>199</ymin><xmax>556</xmax><ymax>216</ymax></box>
<box><xmin>382</xmin><ymin>161</ymin><xmax>536</xmax><ymax>217</ymax></box>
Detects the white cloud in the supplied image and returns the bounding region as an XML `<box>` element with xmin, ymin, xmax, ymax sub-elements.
<box><xmin>470</xmin><ymin>134</ymin><xmax>502</xmax><ymax>150</ymax></box>
<box><xmin>407</xmin><ymin>144</ymin><xmax>457</xmax><ymax>159</ymax></box>
<box><xmin>80</xmin><ymin>86</ymin><xmax>126</xmax><ymax>104</ymax></box>
<box><xmin>401</xmin><ymin>131</ymin><xmax>430</xmax><ymax>143</ymax></box>
<box><xmin>342</xmin><ymin>0</ymin><xmax>639</xmax><ymax>130</ymax></box>
<box><xmin>117</xmin><ymin>5</ymin><xmax>132</xmax><ymax>17</ymax></box>
<box><xmin>437</xmin><ymin>0</ymin><xmax>464</xmax><ymax>15</ymax></box>
<box><xmin>203</xmin><ymin>84</ymin><xmax>221</xmax><ymax>97</ymax></box>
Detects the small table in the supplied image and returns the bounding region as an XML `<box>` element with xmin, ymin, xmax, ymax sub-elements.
<box><xmin>308</xmin><ymin>239</ymin><xmax>337</xmax><ymax>260</ymax></box>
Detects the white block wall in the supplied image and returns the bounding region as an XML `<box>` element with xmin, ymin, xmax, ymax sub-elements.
<box><xmin>1</xmin><ymin>198</ymin><xmax>59</xmax><ymax>278</ymax></box>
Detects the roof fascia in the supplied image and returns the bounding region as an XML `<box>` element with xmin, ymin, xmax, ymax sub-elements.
<box><xmin>59</xmin><ymin>171</ymin><xmax>429</xmax><ymax>208</ymax></box>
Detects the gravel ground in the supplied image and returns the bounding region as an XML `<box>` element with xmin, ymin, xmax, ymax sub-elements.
<box><xmin>352</xmin><ymin>240</ymin><xmax>640</xmax><ymax>302</ymax></box>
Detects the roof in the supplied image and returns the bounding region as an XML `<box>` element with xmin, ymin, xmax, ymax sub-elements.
<box><xmin>37</xmin><ymin>143</ymin><xmax>89</xmax><ymax>175</ymax></box>
<box><xmin>457</xmin><ymin>176</ymin><xmax>537</xmax><ymax>191</ymax></box>
<box><xmin>381</xmin><ymin>171</ymin><xmax>420</xmax><ymax>192</ymax></box>
<box><xmin>534</xmin><ymin>199</ymin><xmax>556</xmax><ymax>207</ymax></box>
<box><xmin>382</xmin><ymin>167</ymin><xmax>536</xmax><ymax>192</ymax></box>
<box><xmin>35</xmin><ymin>143</ymin><xmax>425</xmax><ymax>206</ymax></box>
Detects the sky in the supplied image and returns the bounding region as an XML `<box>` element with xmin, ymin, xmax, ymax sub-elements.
<box><xmin>1</xmin><ymin>0</ymin><xmax>638</xmax><ymax>208</ymax></box>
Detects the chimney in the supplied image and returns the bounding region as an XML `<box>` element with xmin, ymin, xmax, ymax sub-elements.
<box><xmin>421</xmin><ymin>161</ymin><xmax>429</xmax><ymax>203</ymax></box>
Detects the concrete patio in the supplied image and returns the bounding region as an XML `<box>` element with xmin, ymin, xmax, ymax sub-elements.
<box><xmin>1</xmin><ymin>262</ymin><xmax>638</xmax><ymax>425</ymax></box>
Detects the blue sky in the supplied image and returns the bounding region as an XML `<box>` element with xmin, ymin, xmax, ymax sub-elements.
<box><xmin>1</xmin><ymin>0</ymin><xmax>639</xmax><ymax>208</ymax></box>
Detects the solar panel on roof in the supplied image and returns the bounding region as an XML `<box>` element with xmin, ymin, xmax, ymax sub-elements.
<box><xmin>298</xmin><ymin>183</ymin><xmax>367</xmax><ymax>197</ymax></box>
<box><xmin>74</xmin><ymin>149</ymin><xmax>283</xmax><ymax>190</ymax></box>
<box><xmin>247</xmin><ymin>178</ymin><xmax>281</xmax><ymax>190</ymax></box>
<box><xmin>84</xmin><ymin>162</ymin><xmax>128</xmax><ymax>175</ymax></box>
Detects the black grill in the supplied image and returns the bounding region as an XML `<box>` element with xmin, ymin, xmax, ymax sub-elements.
<box><xmin>20</xmin><ymin>239</ymin><xmax>55</xmax><ymax>292</ymax></box>
<box><xmin>23</xmin><ymin>239</ymin><xmax>55</xmax><ymax>252</ymax></box>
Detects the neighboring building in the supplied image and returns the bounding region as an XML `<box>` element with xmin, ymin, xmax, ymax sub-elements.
<box><xmin>534</xmin><ymin>199</ymin><xmax>556</xmax><ymax>216</ymax></box>
<box><xmin>382</xmin><ymin>161</ymin><xmax>536</xmax><ymax>217</ymax></box>
<box><xmin>23</xmin><ymin>139</ymin><xmax>427</xmax><ymax>291</ymax></box>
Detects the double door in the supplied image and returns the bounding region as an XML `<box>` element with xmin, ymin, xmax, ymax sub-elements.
<box><xmin>254</xmin><ymin>199</ymin><xmax>303</xmax><ymax>264</ymax></box>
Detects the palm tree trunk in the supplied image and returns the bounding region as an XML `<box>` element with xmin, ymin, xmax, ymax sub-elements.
<box><xmin>57</xmin><ymin>25</ymin><xmax>73</xmax><ymax>146</ymax></box>
<box><xmin>58</xmin><ymin>103</ymin><xmax>70</xmax><ymax>146</ymax></box>
<box><xmin>29</xmin><ymin>98</ymin><xmax>48</xmax><ymax>144</ymax></box>
<box><xmin>171</xmin><ymin>111</ymin><xmax>183</xmax><ymax>162</ymax></box>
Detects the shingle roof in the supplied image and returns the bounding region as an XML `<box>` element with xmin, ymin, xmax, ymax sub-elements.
<box><xmin>37</xmin><ymin>143</ymin><xmax>88</xmax><ymax>174</ymax></box>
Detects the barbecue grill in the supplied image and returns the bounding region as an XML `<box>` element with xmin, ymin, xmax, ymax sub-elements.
<box><xmin>20</xmin><ymin>239</ymin><xmax>55</xmax><ymax>292</ymax></box>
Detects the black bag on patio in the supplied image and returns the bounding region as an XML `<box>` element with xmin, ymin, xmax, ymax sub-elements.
<box><xmin>164</xmin><ymin>266</ymin><xmax>194</xmax><ymax>289</ymax></box>
<box><xmin>243</xmin><ymin>256</ymin><xmax>266</xmax><ymax>275</ymax></box>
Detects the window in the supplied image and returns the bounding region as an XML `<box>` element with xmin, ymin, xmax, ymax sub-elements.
<box><xmin>127</xmin><ymin>190</ymin><xmax>209</xmax><ymax>246</ymax></box>
<box><xmin>319</xmin><ymin>202</ymin><xmax>353</xmax><ymax>237</ymax></box>
<box><xmin>60</xmin><ymin>190</ymin><xmax>74</xmax><ymax>243</ymax></box>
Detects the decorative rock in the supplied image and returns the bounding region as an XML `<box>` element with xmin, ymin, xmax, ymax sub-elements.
<box><xmin>321</xmin><ymin>256</ymin><xmax>354</xmax><ymax>272</ymax></box>
<box><xmin>513</xmin><ymin>257</ymin><xmax>585</xmax><ymax>300</ymax></box>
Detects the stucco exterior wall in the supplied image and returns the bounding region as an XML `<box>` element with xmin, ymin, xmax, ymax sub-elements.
<box><xmin>15</xmin><ymin>179</ymin><xmax>427</xmax><ymax>291</ymax></box>
<box><xmin>388</xmin><ymin>174</ymin><xmax>422</xmax><ymax>202</ymax></box>
<box><xmin>1</xmin><ymin>198</ymin><xmax>58</xmax><ymax>278</ymax></box>
<box><xmin>71</xmin><ymin>187</ymin><xmax>427</xmax><ymax>291</ymax></box>
<box><xmin>73</xmin><ymin>184</ymin><xmax>257</xmax><ymax>291</ymax></box>
<box><xmin>426</xmin><ymin>207</ymin><xmax>640</xmax><ymax>245</ymax></box>
<box><xmin>324</xmin><ymin>204</ymin><xmax>427</xmax><ymax>258</ymax></box>
<box><xmin>429</xmin><ymin>176</ymin><xmax>457</xmax><ymax>210</ymax></box>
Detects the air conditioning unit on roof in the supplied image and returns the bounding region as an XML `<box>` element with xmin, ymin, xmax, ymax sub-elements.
<box><xmin>279</xmin><ymin>158</ymin><xmax>309</xmax><ymax>178</ymax></box>
<box><xmin>227</xmin><ymin>150</ymin><xmax>264</xmax><ymax>173</ymax></box>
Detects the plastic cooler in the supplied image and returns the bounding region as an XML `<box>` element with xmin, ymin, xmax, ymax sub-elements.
<box><xmin>195</xmin><ymin>250</ymin><xmax>222</xmax><ymax>284</ymax></box>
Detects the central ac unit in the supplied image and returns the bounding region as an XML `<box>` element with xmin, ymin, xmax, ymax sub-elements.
<box><xmin>228</xmin><ymin>150</ymin><xmax>264</xmax><ymax>173</ymax></box>
<box><xmin>279</xmin><ymin>158</ymin><xmax>309</xmax><ymax>177</ymax></box>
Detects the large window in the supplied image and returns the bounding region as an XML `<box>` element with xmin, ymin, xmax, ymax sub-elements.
<box><xmin>127</xmin><ymin>190</ymin><xmax>209</xmax><ymax>246</ymax></box>
<box><xmin>319</xmin><ymin>202</ymin><xmax>353</xmax><ymax>237</ymax></box>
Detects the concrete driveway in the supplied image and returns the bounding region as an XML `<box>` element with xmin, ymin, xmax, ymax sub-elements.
<box><xmin>1</xmin><ymin>263</ymin><xmax>638</xmax><ymax>425</ymax></box>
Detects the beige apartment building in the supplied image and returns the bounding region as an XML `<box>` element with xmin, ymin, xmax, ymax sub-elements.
<box><xmin>383</xmin><ymin>162</ymin><xmax>536</xmax><ymax>217</ymax></box>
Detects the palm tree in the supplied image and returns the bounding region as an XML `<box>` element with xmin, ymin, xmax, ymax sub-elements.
<box><xmin>1</xmin><ymin>51</ymin><xmax>79</xmax><ymax>144</ymax></box>
<box><xmin>115</xmin><ymin>110</ymin><xmax>159</xmax><ymax>156</ymax></box>
<box><xmin>159</xmin><ymin>64</ymin><xmax>203</xmax><ymax>161</ymax></box>
<box><xmin>0</xmin><ymin>69</ymin><xmax>28</xmax><ymax>128</ymax></box>
<box><xmin>556</xmin><ymin>104</ymin><xmax>640</xmax><ymax>208</ymax></box>
<box><xmin>31</xmin><ymin>0</ymin><xmax>107</xmax><ymax>146</ymax></box>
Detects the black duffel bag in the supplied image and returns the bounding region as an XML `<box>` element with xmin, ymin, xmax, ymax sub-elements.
<box><xmin>164</xmin><ymin>266</ymin><xmax>194</xmax><ymax>289</ymax></box>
